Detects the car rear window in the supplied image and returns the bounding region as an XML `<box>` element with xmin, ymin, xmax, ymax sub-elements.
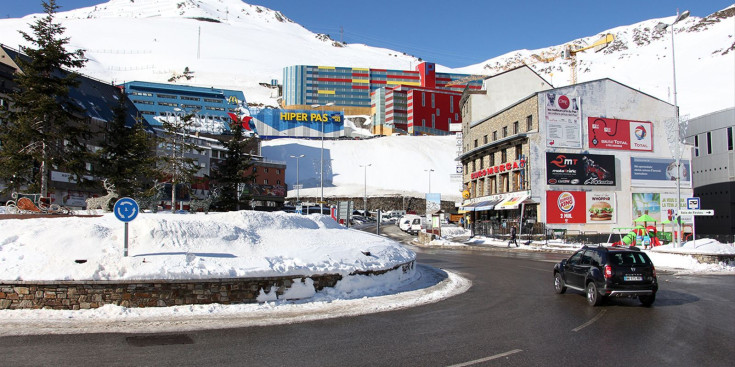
<box><xmin>609</xmin><ymin>252</ymin><xmax>651</xmax><ymax>266</ymax></box>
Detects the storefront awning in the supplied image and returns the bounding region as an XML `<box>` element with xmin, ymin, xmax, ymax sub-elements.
<box><xmin>495</xmin><ymin>193</ymin><xmax>531</xmax><ymax>210</ymax></box>
<box><xmin>460</xmin><ymin>199</ymin><xmax>502</xmax><ymax>212</ymax></box>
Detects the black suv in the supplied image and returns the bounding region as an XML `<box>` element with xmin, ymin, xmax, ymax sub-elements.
<box><xmin>553</xmin><ymin>245</ymin><xmax>658</xmax><ymax>306</ymax></box>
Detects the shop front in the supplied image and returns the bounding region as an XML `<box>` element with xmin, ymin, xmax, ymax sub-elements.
<box><xmin>461</xmin><ymin>190</ymin><xmax>537</xmax><ymax>238</ymax></box>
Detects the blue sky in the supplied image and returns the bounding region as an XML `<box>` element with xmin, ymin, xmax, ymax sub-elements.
<box><xmin>3</xmin><ymin>0</ymin><xmax>733</xmax><ymax>68</ymax></box>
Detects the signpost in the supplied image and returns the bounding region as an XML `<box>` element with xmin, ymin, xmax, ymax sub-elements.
<box><xmin>114</xmin><ymin>197</ymin><xmax>140</xmax><ymax>257</ymax></box>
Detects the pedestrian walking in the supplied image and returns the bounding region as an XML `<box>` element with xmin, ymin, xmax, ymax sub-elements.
<box><xmin>460</xmin><ymin>216</ymin><xmax>465</xmax><ymax>229</ymax></box>
<box><xmin>508</xmin><ymin>225</ymin><xmax>518</xmax><ymax>247</ymax></box>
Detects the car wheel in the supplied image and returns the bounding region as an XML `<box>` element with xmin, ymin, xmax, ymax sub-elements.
<box><xmin>639</xmin><ymin>294</ymin><xmax>656</xmax><ymax>307</ymax></box>
<box><xmin>554</xmin><ymin>273</ymin><xmax>567</xmax><ymax>294</ymax></box>
<box><xmin>586</xmin><ymin>281</ymin><xmax>603</xmax><ymax>306</ymax></box>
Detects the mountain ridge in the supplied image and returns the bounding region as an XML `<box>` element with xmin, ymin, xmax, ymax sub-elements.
<box><xmin>1</xmin><ymin>0</ymin><xmax>733</xmax><ymax>117</ymax></box>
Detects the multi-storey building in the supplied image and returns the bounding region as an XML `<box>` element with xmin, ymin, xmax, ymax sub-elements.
<box><xmin>459</xmin><ymin>75</ymin><xmax>691</xmax><ymax>240</ymax></box>
<box><xmin>282</xmin><ymin>62</ymin><xmax>483</xmax><ymax>135</ymax></box>
<box><xmin>120</xmin><ymin>81</ymin><xmax>246</xmax><ymax>134</ymax></box>
<box><xmin>686</xmin><ymin>107</ymin><xmax>735</xmax><ymax>236</ymax></box>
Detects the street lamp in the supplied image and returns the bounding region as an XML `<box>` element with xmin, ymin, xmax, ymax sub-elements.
<box><xmin>311</xmin><ymin>102</ymin><xmax>335</xmax><ymax>213</ymax></box>
<box><xmin>424</xmin><ymin>169</ymin><xmax>435</xmax><ymax>193</ymax></box>
<box><xmin>289</xmin><ymin>154</ymin><xmax>305</xmax><ymax>203</ymax></box>
<box><xmin>360</xmin><ymin>164</ymin><xmax>371</xmax><ymax>216</ymax></box>
<box><xmin>657</xmin><ymin>9</ymin><xmax>689</xmax><ymax>247</ymax></box>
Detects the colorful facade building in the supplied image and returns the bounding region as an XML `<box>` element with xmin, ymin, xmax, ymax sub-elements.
<box><xmin>282</xmin><ymin>62</ymin><xmax>483</xmax><ymax>135</ymax></box>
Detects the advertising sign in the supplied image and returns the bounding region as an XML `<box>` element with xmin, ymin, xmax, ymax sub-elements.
<box><xmin>588</xmin><ymin>117</ymin><xmax>653</xmax><ymax>151</ymax></box>
<box><xmin>546</xmin><ymin>191</ymin><xmax>586</xmax><ymax>224</ymax></box>
<box><xmin>587</xmin><ymin>192</ymin><xmax>616</xmax><ymax>223</ymax></box>
<box><xmin>546</xmin><ymin>153</ymin><xmax>616</xmax><ymax>186</ymax></box>
<box><xmin>630</xmin><ymin>157</ymin><xmax>691</xmax><ymax>188</ymax></box>
<box><xmin>544</xmin><ymin>93</ymin><xmax>582</xmax><ymax>148</ymax></box>
<box><xmin>426</xmin><ymin>193</ymin><xmax>441</xmax><ymax>215</ymax></box>
<box><xmin>631</xmin><ymin>192</ymin><xmax>691</xmax><ymax>224</ymax></box>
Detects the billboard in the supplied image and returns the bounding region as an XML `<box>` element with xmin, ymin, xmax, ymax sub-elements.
<box><xmin>546</xmin><ymin>152</ymin><xmax>616</xmax><ymax>186</ymax></box>
<box><xmin>588</xmin><ymin>117</ymin><xmax>653</xmax><ymax>151</ymax></box>
<box><xmin>631</xmin><ymin>157</ymin><xmax>691</xmax><ymax>188</ymax></box>
<box><xmin>426</xmin><ymin>193</ymin><xmax>441</xmax><ymax>215</ymax></box>
<box><xmin>547</xmin><ymin>191</ymin><xmax>617</xmax><ymax>224</ymax></box>
<box><xmin>631</xmin><ymin>192</ymin><xmax>691</xmax><ymax>224</ymax></box>
<box><xmin>547</xmin><ymin>191</ymin><xmax>586</xmax><ymax>224</ymax></box>
<box><xmin>544</xmin><ymin>93</ymin><xmax>582</xmax><ymax>148</ymax></box>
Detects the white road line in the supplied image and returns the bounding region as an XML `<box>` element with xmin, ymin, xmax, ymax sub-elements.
<box><xmin>572</xmin><ymin>309</ymin><xmax>607</xmax><ymax>332</ymax></box>
<box><xmin>446</xmin><ymin>349</ymin><xmax>523</xmax><ymax>367</ymax></box>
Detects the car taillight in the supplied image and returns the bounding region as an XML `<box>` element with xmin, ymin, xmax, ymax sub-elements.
<box><xmin>604</xmin><ymin>265</ymin><xmax>613</xmax><ymax>279</ymax></box>
<box><xmin>652</xmin><ymin>265</ymin><xmax>656</xmax><ymax>278</ymax></box>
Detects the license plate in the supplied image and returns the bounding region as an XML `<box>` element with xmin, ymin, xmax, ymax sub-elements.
<box><xmin>624</xmin><ymin>275</ymin><xmax>643</xmax><ymax>281</ymax></box>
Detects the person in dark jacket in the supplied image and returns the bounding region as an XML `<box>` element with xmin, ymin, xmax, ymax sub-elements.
<box><xmin>508</xmin><ymin>225</ymin><xmax>518</xmax><ymax>247</ymax></box>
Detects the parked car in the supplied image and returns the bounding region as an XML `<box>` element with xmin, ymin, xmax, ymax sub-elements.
<box><xmin>398</xmin><ymin>215</ymin><xmax>419</xmax><ymax>232</ymax></box>
<box><xmin>553</xmin><ymin>245</ymin><xmax>658</xmax><ymax>307</ymax></box>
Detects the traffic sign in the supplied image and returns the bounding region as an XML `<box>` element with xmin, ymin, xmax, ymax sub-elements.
<box><xmin>678</xmin><ymin>209</ymin><xmax>714</xmax><ymax>216</ymax></box>
<box><xmin>114</xmin><ymin>197</ymin><xmax>139</xmax><ymax>222</ymax></box>
<box><xmin>686</xmin><ymin>197</ymin><xmax>700</xmax><ymax>210</ymax></box>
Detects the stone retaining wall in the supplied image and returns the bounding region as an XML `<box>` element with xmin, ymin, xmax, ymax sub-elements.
<box><xmin>0</xmin><ymin>261</ymin><xmax>415</xmax><ymax>310</ymax></box>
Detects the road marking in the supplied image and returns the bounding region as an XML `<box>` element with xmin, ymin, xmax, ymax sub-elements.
<box><xmin>446</xmin><ymin>349</ymin><xmax>523</xmax><ymax>367</ymax></box>
<box><xmin>572</xmin><ymin>309</ymin><xmax>607</xmax><ymax>332</ymax></box>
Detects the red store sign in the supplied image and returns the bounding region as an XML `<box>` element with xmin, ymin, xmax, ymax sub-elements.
<box><xmin>471</xmin><ymin>159</ymin><xmax>526</xmax><ymax>179</ymax></box>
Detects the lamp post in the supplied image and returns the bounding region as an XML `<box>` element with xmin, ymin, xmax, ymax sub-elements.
<box><xmin>311</xmin><ymin>102</ymin><xmax>335</xmax><ymax>214</ymax></box>
<box><xmin>657</xmin><ymin>9</ymin><xmax>689</xmax><ymax>247</ymax></box>
<box><xmin>424</xmin><ymin>169</ymin><xmax>435</xmax><ymax>193</ymax></box>
<box><xmin>360</xmin><ymin>164</ymin><xmax>371</xmax><ymax>216</ymax></box>
<box><xmin>289</xmin><ymin>154</ymin><xmax>304</xmax><ymax>203</ymax></box>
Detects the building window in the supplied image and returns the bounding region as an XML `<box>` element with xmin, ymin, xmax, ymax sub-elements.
<box><xmin>472</xmin><ymin>161</ymin><xmax>476</xmax><ymax>172</ymax></box>
<box><xmin>492</xmin><ymin>131</ymin><xmax>497</xmax><ymax>141</ymax></box>
<box><xmin>694</xmin><ymin>135</ymin><xmax>699</xmax><ymax>157</ymax></box>
<box><xmin>489</xmin><ymin>176</ymin><xmax>496</xmax><ymax>195</ymax></box>
<box><xmin>483</xmin><ymin>135</ymin><xmax>488</xmax><ymax>144</ymax></box>
<box><xmin>502</xmin><ymin>126</ymin><xmax>508</xmax><ymax>138</ymax></box>
<box><xmin>277</xmin><ymin>169</ymin><xmax>281</xmax><ymax>174</ymax></box>
<box><xmin>264</xmin><ymin>179</ymin><xmax>268</xmax><ymax>185</ymax></box>
<box><xmin>422</xmin><ymin>92</ymin><xmax>425</xmax><ymax>107</ymax></box>
<box><xmin>474</xmin><ymin>139</ymin><xmax>478</xmax><ymax>148</ymax></box>
<box><xmin>515</xmin><ymin>145</ymin><xmax>523</xmax><ymax>160</ymax></box>
<box><xmin>277</xmin><ymin>180</ymin><xmax>281</xmax><ymax>185</ymax></box>
<box><xmin>513</xmin><ymin>121</ymin><xmax>519</xmax><ymax>134</ymax></box>
<box><xmin>478</xmin><ymin>178</ymin><xmax>484</xmax><ymax>196</ymax></box>
<box><xmin>728</xmin><ymin>127</ymin><xmax>733</xmax><ymax>151</ymax></box>
<box><xmin>431</xmin><ymin>94</ymin><xmax>435</xmax><ymax>108</ymax></box>
<box><xmin>707</xmin><ymin>132</ymin><xmax>712</xmax><ymax>155</ymax></box>
<box><xmin>480</xmin><ymin>158</ymin><xmax>484</xmax><ymax>169</ymax></box>
<box><xmin>489</xmin><ymin>153</ymin><xmax>495</xmax><ymax>166</ymax></box>
<box><xmin>501</xmin><ymin>149</ymin><xmax>507</xmax><ymax>162</ymax></box>
<box><xmin>513</xmin><ymin>171</ymin><xmax>521</xmax><ymax>191</ymax></box>
<box><xmin>526</xmin><ymin>115</ymin><xmax>533</xmax><ymax>131</ymax></box>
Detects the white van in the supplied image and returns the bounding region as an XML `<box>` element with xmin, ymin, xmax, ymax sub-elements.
<box><xmin>406</xmin><ymin>216</ymin><xmax>425</xmax><ymax>235</ymax></box>
<box><xmin>398</xmin><ymin>215</ymin><xmax>419</xmax><ymax>232</ymax></box>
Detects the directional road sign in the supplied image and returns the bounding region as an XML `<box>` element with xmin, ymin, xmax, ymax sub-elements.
<box><xmin>678</xmin><ymin>209</ymin><xmax>714</xmax><ymax>216</ymax></box>
<box><xmin>114</xmin><ymin>197</ymin><xmax>139</xmax><ymax>222</ymax></box>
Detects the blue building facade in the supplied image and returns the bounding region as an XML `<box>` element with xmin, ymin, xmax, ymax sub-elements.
<box><xmin>120</xmin><ymin>81</ymin><xmax>246</xmax><ymax>134</ymax></box>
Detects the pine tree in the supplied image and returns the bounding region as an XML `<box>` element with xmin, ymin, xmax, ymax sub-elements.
<box><xmin>95</xmin><ymin>90</ymin><xmax>159</xmax><ymax>198</ymax></box>
<box><xmin>210</xmin><ymin>117</ymin><xmax>257</xmax><ymax>211</ymax></box>
<box><xmin>158</xmin><ymin>110</ymin><xmax>202</xmax><ymax>212</ymax></box>
<box><xmin>0</xmin><ymin>0</ymin><xmax>88</xmax><ymax>196</ymax></box>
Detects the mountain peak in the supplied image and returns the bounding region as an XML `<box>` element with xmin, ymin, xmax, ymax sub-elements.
<box><xmin>53</xmin><ymin>0</ymin><xmax>292</xmax><ymax>25</ymax></box>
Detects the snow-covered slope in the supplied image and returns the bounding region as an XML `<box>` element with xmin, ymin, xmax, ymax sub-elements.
<box><xmin>0</xmin><ymin>1</ymin><xmax>731</xmax><ymax>116</ymax></box>
<box><xmin>455</xmin><ymin>6</ymin><xmax>735</xmax><ymax>118</ymax></box>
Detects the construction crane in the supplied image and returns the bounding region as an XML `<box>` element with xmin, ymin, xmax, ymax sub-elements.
<box><xmin>563</xmin><ymin>33</ymin><xmax>615</xmax><ymax>84</ymax></box>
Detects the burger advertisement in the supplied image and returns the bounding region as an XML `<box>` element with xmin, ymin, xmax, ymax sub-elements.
<box><xmin>547</xmin><ymin>191</ymin><xmax>617</xmax><ymax>224</ymax></box>
<box><xmin>587</xmin><ymin>193</ymin><xmax>616</xmax><ymax>223</ymax></box>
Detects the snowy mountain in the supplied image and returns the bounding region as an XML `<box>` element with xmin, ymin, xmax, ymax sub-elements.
<box><xmin>0</xmin><ymin>0</ymin><xmax>732</xmax><ymax>117</ymax></box>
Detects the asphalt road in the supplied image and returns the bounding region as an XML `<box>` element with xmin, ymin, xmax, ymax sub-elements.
<box><xmin>2</xmin><ymin>224</ymin><xmax>733</xmax><ymax>366</ymax></box>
